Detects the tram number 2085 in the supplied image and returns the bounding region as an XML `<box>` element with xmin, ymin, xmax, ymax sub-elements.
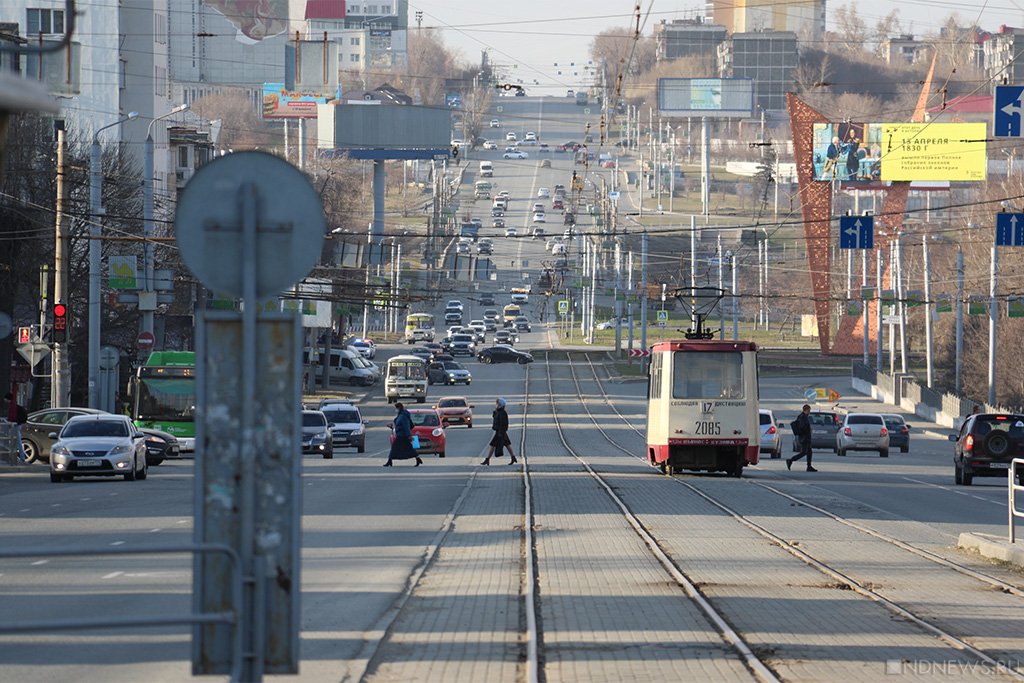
<box><xmin>694</xmin><ymin>421</ymin><xmax>721</xmax><ymax>436</ymax></box>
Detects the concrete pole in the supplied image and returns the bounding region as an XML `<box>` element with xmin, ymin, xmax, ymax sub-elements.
<box><xmin>614</xmin><ymin>241</ymin><xmax>622</xmax><ymax>356</ymax></box>
<box><xmin>889</xmin><ymin>246</ymin><xmax>896</xmax><ymax>375</ymax></box>
<box><xmin>701</xmin><ymin>117</ymin><xmax>710</xmax><ymax>219</ymax></box>
<box><xmin>757</xmin><ymin>239</ymin><xmax>764</xmax><ymax>328</ymax></box>
<box><xmin>53</xmin><ymin>127</ymin><xmax>69</xmax><ymax>408</ymax></box>
<box><xmin>372</xmin><ymin>159</ymin><xmax>386</xmax><ymax>265</ymax></box>
<box><xmin>923</xmin><ymin>234</ymin><xmax>934</xmax><ymax>387</ymax></box>
<box><xmin>88</xmin><ymin>137</ymin><xmax>102</xmax><ymax>409</ymax></box>
<box><xmin>897</xmin><ymin>234</ymin><xmax>908</xmax><ymax>374</ymax></box>
<box><xmin>955</xmin><ymin>249</ymin><xmax>964</xmax><ymax>394</ymax></box>
<box><xmin>641</xmin><ymin>232</ymin><xmax>648</xmax><ymax>363</ymax></box>
<box><xmin>669</xmin><ymin>131</ymin><xmax>675</xmax><ymax>213</ymax></box>
<box><xmin>763</xmin><ymin>234</ymin><xmax>770</xmax><ymax>331</ymax></box>
<box><xmin>876</xmin><ymin>248</ymin><xmax>883</xmax><ymax>366</ymax></box>
<box><xmin>988</xmin><ymin>243</ymin><xmax>998</xmax><ymax>406</ymax></box>
<box><xmin>396</xmin><ymin>242</ymin><xmax>402</xmax><ymax>335</ymax></box>
<box><xmin>690</xmin><ymin>215</ymin><xmax>697</xmax><ymax>331</ymax></box>
<box><xmin>717</xmin><ymin>234</ymin><xmax>724</xmax><ymax>338</ymax></box>
<box><xmin>731</xmin><ymin>253</ymin><xmax>738</xmax><ymax>340</ymax></box>
<box><xmin>862</xmin><ymin>249</ymin><xmax>869</xmax><ymax>365</ymax></box>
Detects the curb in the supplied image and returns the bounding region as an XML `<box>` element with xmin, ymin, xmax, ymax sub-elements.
<box><xmin>957</xmin><ymin>532</ymin><xmax>1024</xmax><ymax>569</ymax></box>
<box><xmin>0</xmin><ymin>463</ymin><xmax>41</xmax><ymax>473</ymax></box>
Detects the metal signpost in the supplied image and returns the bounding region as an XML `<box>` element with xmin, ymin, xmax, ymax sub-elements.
<box><xmin>176</xmin><ymin>151</ymin><xmax>325</xmax><ymax>680</ymax></box>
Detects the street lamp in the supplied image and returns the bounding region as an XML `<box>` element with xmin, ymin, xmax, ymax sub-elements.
<box><xmin>142</xmin><ymin>103</ymin><xmax>190</xmax><ymax>348</ymax></box>
<box><xmin>88</xmin><ymin>111</ymin><xmax>138</xmax><ymax>410</ymax></box>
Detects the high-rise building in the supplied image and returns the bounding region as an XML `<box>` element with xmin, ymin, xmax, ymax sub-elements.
<box><xmin>984</xmin><ymin>26</ymin><xmax>1024</xmax><ymax>91</ymax></box>
<box><xmin>654</xmin><ymin>18</ymin><xmax>727</xmax><ymax>62</ymax></box>
<box><xmin>718</xmin><ymin>31</ymin><xmax>799</xmax><ymax>113</ymax></box>
<box><xmin>705</xmin><ymin>0</ymin><xmax>825</xmax><ymax>40</ymax></box>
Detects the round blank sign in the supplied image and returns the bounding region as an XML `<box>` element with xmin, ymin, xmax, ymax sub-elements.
<box><xmin>175</xmin><ymin>152</ymin><xmax>326</xmax><ymax>300</ymax></box>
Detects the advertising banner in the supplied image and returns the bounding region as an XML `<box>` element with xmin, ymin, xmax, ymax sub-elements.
<box><xmin>812</xmin><ymin>122</ymin><xmax>987</xmax><ymax>182</ymax></box>
<box><xmin>658</xmin><ymin>78</ymin><xmax>754</xmax><ymax>118</ymax></box>
<box><xmin>108</xmin><ymin>255</ymin><xmax>138</xmax><ymax>290</ymax></box>
<box><xmin>262</xmin><ymin>83</ymin><xmax>338</xmax><ymax>119</ymax></box>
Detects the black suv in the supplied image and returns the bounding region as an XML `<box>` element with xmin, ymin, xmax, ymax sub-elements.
<box><xmin>479</xmin><ymin>293</ymin><xmax>496</xmax><ymax>306</ymax></box>
<box><xmin>950</xmin><ymin>413</ymin><xmax>1024</xmax><ymax>485</ymax></box>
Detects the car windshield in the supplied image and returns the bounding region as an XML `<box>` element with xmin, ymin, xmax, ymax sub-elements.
<box><xmin>62</xmin><ymin>420</ymin><xmax>129</xmax><ymax>438</ymax></box>
<box><xmin>453</xmin><ymin>335</ymin><xmax>474</xmax><ymax>342</ymax></box>
<box><xmin>974</xmin><ymin>415</ymin><xmax>1024</xmax><ymax>434</ymax></box>
<box><xmin>847</xmin><ymin>415</ymin><xmax>883</xmax><ymax>425</ymax></box>
<box><xmin>438</xmin><ymin>399</ymin><xmax>466</xmax><ymax>408</ymax></box>
<box><xmin>410</xmin><ymin>413</ymin><xmax>440</xmax><ymax>427</ymax></box>
<box><xmin>883</xmin><ymin>416</ymin><xmax>905</xmax><ymax>427</ymax></box>
<box><xmin>442</xmin><ymin>362</ymin><xmax>464</xmax><ymax>371</ymax></box>
<box><xmin>302</xmin><ymin>413</ymin><xmax>327</xmax><ymax>427</ymax></box>
<box><xmin>671</xmin><ymin>352</ymin><xmax>744</xmax><ymax>399</ymax></box>
<box><xmin>323</xmin><ymin>409</ymin><xmax>359</xmax><ymax>424</ymax></box>
<box><xmin>389</xmin><ymin>363</ymin><xmax>425</xmax><ymax>380</ymax></box>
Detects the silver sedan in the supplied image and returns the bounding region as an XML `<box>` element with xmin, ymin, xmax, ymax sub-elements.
<box><xmin>836</xmin><ymin>413</ymin><xmax>890</xmax><ymax>457</ymax></box>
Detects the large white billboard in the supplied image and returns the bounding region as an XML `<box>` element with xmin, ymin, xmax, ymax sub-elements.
<box><xmin>658</xmin><ymin>78</ymin><xmax>754</xmax><ymax>118</ymax></box>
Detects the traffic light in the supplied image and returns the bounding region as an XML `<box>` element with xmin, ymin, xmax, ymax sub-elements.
<box><xmin>17</xmin><ymin>326</ymin><xmax>30</xmax><ymax>344</ymax></box>
<box><xmin>52</xmin><ymin>302</ymin><xmax>67</xmax><ymax>343</ymax></box>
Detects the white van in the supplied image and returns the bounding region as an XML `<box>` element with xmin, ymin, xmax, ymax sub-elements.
<box><xmin>385</xmin><ymin>355</ymin><xmax>428</xmax><ymax>404</ymax></box>
<box><xmin>479</xmin><ymin>161</ymin><xmax>493</xmax><ymax>177</ymax></box>
<box><xmin>304</xmin><ymin>348</ymin><xmax>378</xmax><ymax>387</ymax></box>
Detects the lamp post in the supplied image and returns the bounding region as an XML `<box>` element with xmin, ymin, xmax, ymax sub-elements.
<box><xmin>142</xmin><ymin>104</ymin><xmax>189</xmax><ymax>348</ymax></box>
<box><xmin>88</xmin><ymin>111</ymin><xmax>138</xmax><ymax>409</ymax></box>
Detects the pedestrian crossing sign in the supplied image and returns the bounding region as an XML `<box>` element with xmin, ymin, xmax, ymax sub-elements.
<box><xmin>656</xmin><ymin>310</ymin><xmax>668</xmax><ymax>323</ymax></box>
<box><xmin>558</xmin><ymin>299</ymin><xmax>569</xmax><ymax>314</ymax></box>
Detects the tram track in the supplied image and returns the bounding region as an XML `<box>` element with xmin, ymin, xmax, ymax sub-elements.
<box><xmin>558</xmin><ymin>350</ymin><xmax>1024</xmax><ymax>681</ymax></box>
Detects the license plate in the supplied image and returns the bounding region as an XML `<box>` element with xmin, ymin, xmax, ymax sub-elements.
<box><xmin>988</xmin><ymin>462</ymin><xmax>1011</xmax><ymax>469</ymax></box>
<box><xmin>77</xmin><ymin>459</ymin><xmax>102</xmax><ymax>467</ymax></box>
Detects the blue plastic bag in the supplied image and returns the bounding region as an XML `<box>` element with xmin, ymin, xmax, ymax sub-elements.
<box><xmin>411</xmin><ymin>435</ymin><xmax>421</xmax><ymax>449</ymax></box>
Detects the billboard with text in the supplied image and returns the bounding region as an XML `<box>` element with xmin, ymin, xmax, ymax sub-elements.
<box><xmin>812</xmin><ymin>122</ymin><xmax>987</xmax><ymax>182</ymax></box>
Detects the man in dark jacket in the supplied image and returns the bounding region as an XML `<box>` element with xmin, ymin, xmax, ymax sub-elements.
<box><xmin>480</xmin><ymin>397</ymin><xmax>517</xmax><ymax>466</ymax></box>
<box><xmin>5</xmin><ymin>392</ymin><xmax>27</xmax><ymax>462</ymax></box>
<box><xmin>787</xmin><ymin>404</ymin><xmax>817</xmax><ymax>472</ymax></box>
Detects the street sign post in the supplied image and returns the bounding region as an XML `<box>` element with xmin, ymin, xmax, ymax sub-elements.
<box><xmin>996</xmin><ymin>213</ymin><xmax>1024</xmax><ymax>246</ymax></box>
<box><xmin>177</xmin><ymin>152</ymin><xmax>322</xmax><ymax>679</ymax></box>
<box><xmin>839</xmin><ymin>216</ymin><xmax>874</xmax><ymax>249</ymax></box>
<box><xmin>657</xmin><ymin>310</ymin><xmax>668</xmax><ymax>327</ymax></box>
<box><xmin>995</xmin><ymin>85</ymin><xmax>1024</xmax><ymax>137</ymax></box>
<box><xmin>16</xmin><ymin>342</ymin><xmax>50</xmax><ymax>367</ymax></box>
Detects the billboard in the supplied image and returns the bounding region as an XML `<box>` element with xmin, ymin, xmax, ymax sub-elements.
<box><xmin>317</xmin><ymin>104</ymin><xmax>450</xmax><ymax>150</ymax></box>
<box><xmin>812</xmin><ymin>122</ymin><xmax>987</xmax><ymax>182</ymax></box>
<box><xmin>658</xmin><ymin>78</ymin><xmax>754</xmax><ymax>118</ymax></box>
<box><xmin>263</xmin><ymin>83</ymin><xmax>339</xmax><ymax>119</ymax></box>
<box><xmin>206</xmin><ymin>0</ymin><xmax>288</xmax><ymax>42</ymax></box>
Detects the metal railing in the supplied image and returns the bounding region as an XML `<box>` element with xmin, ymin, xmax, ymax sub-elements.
<box><xmin>1011</xmin><ymin>459</ymin><xmax>1024</xmax><ymax>544</ymax></box>
<box><xmin>0</xmin><ymin>543</ymin><xmax>243</xmax><ymax>681</ymax></box>
<box><xmin>0</xmin><ymin>422</ymin><xmax>20</xmax><ymax>466</ymax></box>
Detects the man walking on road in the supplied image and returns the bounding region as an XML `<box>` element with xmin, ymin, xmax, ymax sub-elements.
<box><xmin>787</xmin><ymin>404</ymin><xmax>817</xmax><ymax>472</ymax></box>
<box><xmin>5</xmin><ymin>392</ymin><xmax>28</xmax><ymax>462</ymax></box>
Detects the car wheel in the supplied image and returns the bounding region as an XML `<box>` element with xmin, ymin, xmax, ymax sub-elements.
<box><xmin>954</xmin><ymin>461</ymin><xmax>964</xmax><ymax>485</ymax></box>
<box><xmin>962</xmin><ymin>467</ymin><xmax>974</xmax><ymax>486</ymax></box>
<box><xmin>427</xmin><ymin>377</ymin><xmax>433</xmax><ymax>385</ymax></box>
<box><xmin>323</xmin><ymin>450</ymin><xmax>333</xmax><ymax>460</ymax></box>
<box><xmin>482</xmin><ymin>356</ymin><xmax>493</xmax><ymax>364</ymax></box>
<box><xmin>518</xmin><ymin>357</ymin><xmax>529</xmax><ymax>364</ymax></box>
<box><xmin>49</xmin><ymin>470</ymin><xmax>62</xmax><ymax>483</ymax></box>
<box><xmin>124</xmin><ymin>465</ymin><xmax>137</xmax><ymax>481</ymax></box>
<box><xmin>984</xmin><ymin>432</ymin><xmax>1010</xmax><ymax>458</ymax></box>
<box><xmin>439</xmin><ymin>451</ymin><xmax>445</xmax><ymax>458</ymax></box>
<box><xmin>837</xmin><ymin>448</ymin><xmax>846</xmax><ymax>457</ymax></box>
<box><xmin>147</xmin><ymin>457</ymin><xmax>164</xmax><ymax>466</ymax></box>
<box><xmin>416</xmin><ymin>397</ymin><xmax>425</xmax><ymax>404</ymax></box>
<box><xmin>137</xmin><ymin>458</ymin><xmax>148</xmax><ymax>480</ymax></box>
<box><xmin>772</xmin><ymin>448</ymin><xmax>781</xmax><ymax>459</ymax></box>
<box><xmin>900</xmin><ymin>446</ymin><xmax>908</xmax><ymax>453</ymax></box>
<box><xmin>879</xmin><ymin>449</ymin><xmax>889</xmax><ymax>458</ymax></box>
<box><xmin>22</xmin><ymin>438</ymin><xmax>40</xmax><ymax>464</ymax></box>
<box><xmin>468</xmin><ymin>422</ymin><xmax>473</xmax><ymax>429</ymax></box>
<box><xmin>358</xmin><ymin>443</ymin><xmax>365</xmax><ymax>454</ymax></box>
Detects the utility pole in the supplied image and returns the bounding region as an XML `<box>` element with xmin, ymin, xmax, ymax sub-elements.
<box><xmin>52</xmin><ymin>126</ymin><xmax>69</xmax><ymax>408</ymax></box>
<box><xmin>717</xmin><ymin>234</ymin><xmax>724</xmax><ymax>338</ymax></box>
<box><xmin>876</xmin><ymin>248</ymin><xmax>883</xmax><ymax>367</ymax></box>
<box><xmin>923</xmin><ymin>234</ymin><xmax>933</xmax><ymax>387</ymax></box>
<box><xmin>862</xmin><ymin>249</ymin><xmax>869</xmax><ymax>365</ymax></box>
<box><xmin>731</xmin><ymin>253</ymin><xmax>738</xmax><ymax>340</ymax></box>
<box><xmin>614</xmin><ymin>240</ymin><xmax>622</xmax><ymax>357</ymax></box>
<box><xmin>897</xmin><ymin>234</ymin><xmax>908</xmax><ymax>374</ymax></box>
<box><xmin>955</xmin><ymin>249</ymin><xmax>964</xmax><ymax>394</ymax></box>
<box><xmin>988</xmin><ymin>242</ymin><xmax>998</xmax><ymax>406</ymax></box>
<box><xmin>701</xmin><ymin>116</ymin><xmax>710</xmax><ymax>220</ymax></box>
<box><xmin>640</xmin><ymin>232</ymin><xmax>648</xmax><ymax>366</ymax></box>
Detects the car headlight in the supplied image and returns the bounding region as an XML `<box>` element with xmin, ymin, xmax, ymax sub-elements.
<box><xmin>448</xmin><ymin>373</ymin><xmax>457</xmax><ymax>378</ymax></box>
<box><xmin>311</xmin><ymin>433</ymin><xmax>328</xmax><ymax>444</ymax></box>
<box><xmin>108</xmin><ymin>443</ymin><xmax>133</xmax><ymax>455</ymax></box>
<box><xmin>432</xmin><ymin>428</ymin><xmax>444</xmax><ymax>437</ymax></box>
<box><xmin>351</xmin><ymin>425</ymin><xmax>364</xmax><ymax>435</ymax></box>
<box><xmin>51</xmin><ymin>445</ymin><xmax>71</xmax><ymax>458</ymax></box>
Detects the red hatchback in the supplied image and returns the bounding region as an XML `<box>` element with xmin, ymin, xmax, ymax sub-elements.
<box><xmin>390</xmin><ymin>408</ymin><xmax>448</xmax><ymax>458</ymax></box>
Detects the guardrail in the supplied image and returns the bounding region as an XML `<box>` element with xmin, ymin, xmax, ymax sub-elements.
<box><xmin>0</xmin><ymin>543</ymin><xmax>243</xmax><ymax>681</ymax></box>
<box><xmin>1011</xmin><ymin>459</ymin><xmax>1024</xmax><ymax>544</ymax></box>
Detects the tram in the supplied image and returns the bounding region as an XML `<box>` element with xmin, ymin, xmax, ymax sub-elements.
<box><xmin>645</xmin><ymin>289</ymin><xmax>760</xmax><ymax>477</ymax></box>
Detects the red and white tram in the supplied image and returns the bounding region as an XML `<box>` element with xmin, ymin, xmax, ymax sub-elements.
<box><xmin>645</xmin><ymin>339</ymin><xmax>760</xmax><ymax>477</ymax></box>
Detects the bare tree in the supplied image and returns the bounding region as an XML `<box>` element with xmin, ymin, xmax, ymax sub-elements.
<box><xmin>192</xmin><ymin>90</ymin><xmax>277</xmax><ymax>151</ymax></box>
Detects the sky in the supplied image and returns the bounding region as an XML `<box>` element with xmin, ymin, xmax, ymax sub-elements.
<box><xmin>410</xmin><ymin>0</ymin><xmax>1024</xmax><ymax>93</ymax></box>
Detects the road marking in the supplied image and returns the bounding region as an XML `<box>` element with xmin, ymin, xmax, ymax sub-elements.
<box><xmin>149</xmin><ymin>528</ymin><xmax>162</xmax><ymax>533</ymax></box>
<box><xmin>902</xmin><ymin>476</ymin><xmax>1006</xmax><ymax>507</ymax></box>
<box><xmin>103</xmin><ymin>571</ymin><xmax>124</xmax><ymax>580</ymax></box>
<box><xmin>50</xmin><ymin>503</ymin><xmax>61</xmax><ymax>507</ymax></box>
<box><xmin>30</xmin><ymin>560</ymin><xmax>48</xmax><ymax>566</ymax></box>
<box><xmin>110</xmin><ymin>540</ymin><xmax>125</xmax><ymax>546</ymax></box>
<box><xmin>19</xmin><ymin>508</ymin><xmax>29</xmax><ymax>512</ymax></box>
<box><xmin>176</xmin><ymin>520</ymin><xmax>188</xmax><ymax>524</ymax></box>
<box><xmin>80</xmin><ymin>497</ymin><xmax>91</xmax><ymax>501</ymax></box>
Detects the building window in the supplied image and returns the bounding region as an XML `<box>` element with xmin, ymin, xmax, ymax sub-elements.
<box><xmin>350</xmin><ymin>37</ymin><xmax>360</xmax><ymax>46</ymax></box>
<box><xmin>119</xmin><ymin>59</ymin><xmax>127</xmax><ymax>89</ymax></box>
<box><xmin>154</xmin><ymin>65</ymin><xmax>167</xmax><ymax>97</ymax></box>
<box><xmin>178</xmin><ymin>145</ymin><xmax>189</xmax><ymax>168</ymax></box>
<box><xmin>26</xmin><ymin>8</ymin><xmax>64</xmax><ymax>35</ymax></box>
<box><xmin>382</xmin><ymin>4</ymin><xmax>391</xmax><ymax>13</ymax></box>
<box><xmin>368</xmin><ymin>5</ymin><xmax>378</xmax><ymax>14</ymax></box>
<box><xmin>350</xmin><ymin>53</ymin><xmax>360</xmax><ymax>63</ymax></box>
<box><xmin>154</xmin><ymin>13</ymin><xmax>167</xmax><ymax>44</ymax></box>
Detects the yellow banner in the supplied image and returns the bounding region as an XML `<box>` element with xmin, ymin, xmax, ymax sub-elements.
<box><xmin>880</xmin><ymin>123</ymin><xmax>987</xmax><ymax>182</ymax></box>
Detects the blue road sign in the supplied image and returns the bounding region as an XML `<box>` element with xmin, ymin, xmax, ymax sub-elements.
<box><xmin>995</xmin><ymin>85</ymin><xmax>1024</xmax><ymax>138</ymax></box>
<box><xmin>996</xmin><ymin>212</ymin><xmax>1024</xmax><ymax>246</ymax></box>
<box><xmin>839</xmin><ymin>216</ymin><xmax>874</xmax><ymax>249</ymax></box>
<box><xmin>804</xmin><ymin>388</ymin><xmax>816</xmax><ymax>402</ymax></box>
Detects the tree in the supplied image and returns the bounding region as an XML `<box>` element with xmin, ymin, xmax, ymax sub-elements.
<box><xmin>192</xmin><ymin>89</ymin><xmax>276</xmax><ymax>151</ymax></box>
<box><xmin>832</xmin><ymin>3</ymin><xmax>868</xmax><ymax>54</ymax></box>
<box><xmin>591</xmin><ymin>28</ymin><xmax>656</xmax><ymax>85</ymax></box>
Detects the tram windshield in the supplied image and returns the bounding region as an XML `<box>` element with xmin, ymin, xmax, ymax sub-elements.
<box><xmin>672</xmin><ymin>351</ymin><xmax>744</xmax><ymax>399</ymax></box>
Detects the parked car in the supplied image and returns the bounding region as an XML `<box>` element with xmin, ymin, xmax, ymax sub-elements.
<box><xmin>791</xmin><ymin>410</ymin><xmax>841</xmax><ymax>452</ymax></box>
<box><xmin>301</xmin><ymin>410</ymin><xmax>334</xmax><ymax>459</ymax></box>
<box><xmin>596</xmin><ymin>318</ymin><xmax>622</xmax><ymax>330</ymax></box>
<box><xmin>436</xmin><ymin>397</ymin><xmax>474</xmax><ymax>428</ymax></box>
<box><xmin>836</xmin><ymin>413</ymin><xmax>889</xmax><ymax>457</ymax></box>
<box><xmin>48</xmin><ymin>415</ymin><xmax>148</xmax><ymax>483</ymax></box>
<box><xmin>759</xmin><ymin>409</ymin><xmax>782</xmax><ymax>459</ymax></box>
<box><xmin>950</xmin><ymin>413</ymin><xmax>1024</xmax><ymax>485</ymax></box>
<box><xmin>478</xmin><ymin>345</ymin><xmax>533</xmax><ymax>364</ymax></box>
<box><xmin>390</xmin><ymin>408</ymin><xmax>447</xmax><ymax>458</ymax></box>
<box><xmin>22</xmin><ymin>407</ymin><xmax>107</xmax><ymax>463</ymax></box>
<box><xmin>139</xmin><ymin>428</ymin><xmax>180</xmax><ymax>466</ymax></box>
<box><xmin>318</xmin><ymin>403</ymin><xmax>366</xmax><ymax>453</ymax></box>
<box><xmin>882</xmin><ymin>414</ymin><xmax>912</xmax><ymax>453</ymax></box>
<box><xmin>428</xmin><ymin>360</ymin><xmax>473</xmax><ymax>386</ymax></box>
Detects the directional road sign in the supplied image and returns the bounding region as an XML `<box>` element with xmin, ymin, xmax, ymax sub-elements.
<box><xmin>995</xmin><ymin>85</ymin><xmax>1024</xmax><ymax>137</ymax></box>
<box><xmin>996</xmin><ymin>212</ymin><xmax>1024</xmax><ymax>246</ymax></box>
<box><xmin>628</xmin><ymin>348</ymin><xmax>651</xmax><ymax>357</ymax></box>
<box><xmin>656</xmin><ymin>310</ymin><xmax>668</xmax><ymax>326</ymax></box>
<box><xmin>608</xmin><ymin>191</ymin><xmax>620</xmax><ymax>201</ymax></box>
<box><xmin>558</xmin><ymin>299</ymin><xmax>569</xmax><ymax>314</ymax></box>
<box><xmin>17</xmin><ymin>341</ymin><xmax>50</xmax><ymax>367</ymax></box>
<box><xmin>804</xmin><ymin>388</ymin><xmax>816</xmax><ymax>402</ymax></box>
<box><xmin>839</xmin><ymin>215</ymin><xmax>874</xmax><ymax>249</ymax></box>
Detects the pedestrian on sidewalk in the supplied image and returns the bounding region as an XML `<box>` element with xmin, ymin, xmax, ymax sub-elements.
<box><xmin>384</xmin><ymin>402</ymin><xmax>422</xmax><ymax>467</ymax></box>
<box><xmin>480</xmin><ymin>397</ymin><xmax>517</xmax><ymax>466</ymax></box>
<box><xmin>787</xmin><ymin>404</ymin><xmax>817</xmax><ymax>472</ymax></box>
<box><xmin>5</xmin><ymin>392</ymin><xmax>28</xmax><ymax>462</ymax></box>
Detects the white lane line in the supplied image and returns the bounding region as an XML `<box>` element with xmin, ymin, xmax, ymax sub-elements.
<box><xmin>50</xmin><ymin>503</ymin><xmax>61</xmax><ymax>507</ymax></box>
<box><xmin>30</xmin><ymin>560</ymin><xmax>48</xmax><ymax>566</ymax></box>
<box><xmin>110</xmin><ymin>540</ymin><xmax>125</xmax><ymax>546</ymax></box>
<box><xmin>19</xmin><ymin>508</ymin><xmax>29</xmax><ymax>512</ymax></box>
<box><xmin>80</xmin><ymin>497</ymin><xmax>91</xmax><ymax>501</ymax></box>
<box><xmin>149</xmin><ymin>528</ymin><xmax>162</xmax><ymax>533</ymax></box>
<box><xmin>103</xmin><ymin>571</ymin><xmax>124</xmax><ymax>580</ymax></box>
<box><xmin>176</xmin><ymin>520</ymin><xmax>188</xmax><ymax>525</ymax></box>
<box><xmin>902</xmin><ymin>476</ymin><xmax>1006</xmax><ymax>507</ymax></box>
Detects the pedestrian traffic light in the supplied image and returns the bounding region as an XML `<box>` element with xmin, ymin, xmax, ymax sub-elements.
<box><xmin>52</xmin><ymin>302</ymin><xmax>67</xmax><ymax>343</ymax></box>
<box><xmin>17</xmin><ymin>326</ymin><xmax>30</xmax><ymax>344</ymax></box>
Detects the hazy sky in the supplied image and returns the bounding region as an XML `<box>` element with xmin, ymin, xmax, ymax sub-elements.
<box><xmin>411</xmin><ymin>1</ymin><xmax>1024</xmax><ymax>92</ymax></box>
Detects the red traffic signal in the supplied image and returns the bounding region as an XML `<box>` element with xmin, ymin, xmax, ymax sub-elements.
<box><xmin>52</xmin><ymin>302</ymin><xmax>68</xmax><ymax>343</ymax></box>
